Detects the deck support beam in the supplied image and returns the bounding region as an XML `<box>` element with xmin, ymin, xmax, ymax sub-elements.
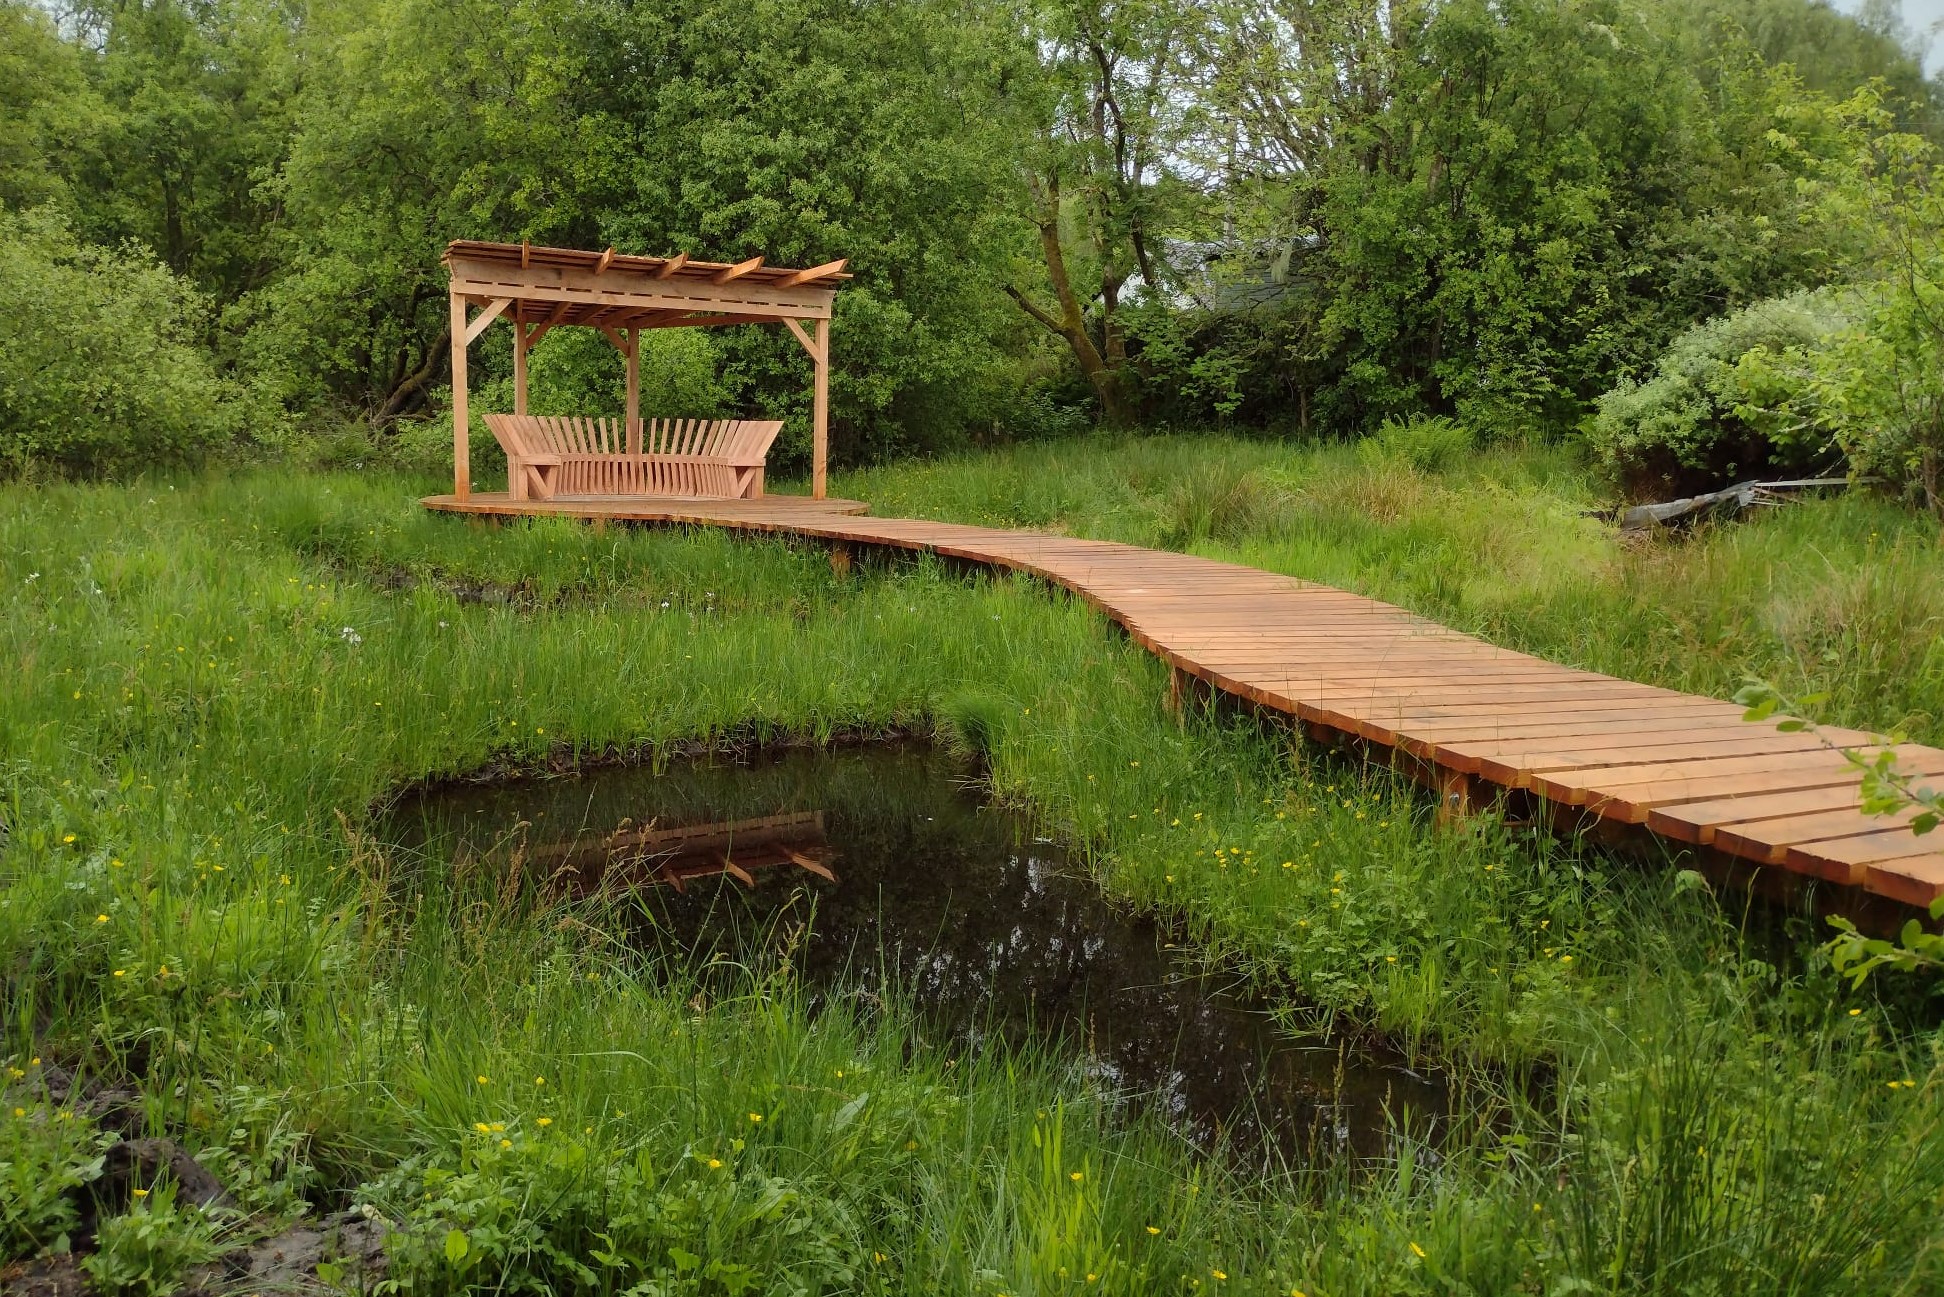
<box><xmin>1435</xmin><ymin>768</ymin><xmax>1476</xmax><ymax>827</ymax></box>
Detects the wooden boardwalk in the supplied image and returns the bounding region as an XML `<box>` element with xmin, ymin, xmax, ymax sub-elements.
<box><xmin>424</xmin><ymin>491</ymin><xmax>1944</xmax><ymax>909</ymax></box>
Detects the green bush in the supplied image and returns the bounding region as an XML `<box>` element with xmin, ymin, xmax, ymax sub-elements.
<box><xmin>0</xmin><ymin>206</ymin><xmax>241</xmax><ymax>477</ymax></box>
<box><xmin>79</xmin><ymin>1179</ymin><xmax>226</xmax><ymax>1297</ymax></box>
<box><xmin>1586</xmin><ymin>289</ymin><xmax>1854</xmax><ymax>495</ymax></box>
<box><xmin>1359</xmin><ymin>414</ymin><xmax>1476</xmax><ymax>473</ymax></box>
<box><xmin>0</xmin><ymin>1096</ymin><xmax>110</xmax><ymax>1258</ymax></box>
<box><xmin>1737</xmin><ymin>277</ymin><xmax>1944</xmax><ymax>515</ymax></box>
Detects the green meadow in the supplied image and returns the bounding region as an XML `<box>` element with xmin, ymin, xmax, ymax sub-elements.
<box><xmin>4</xmin><ymin>437</ymin><xmax>1942</xmax><ymax>1294</ymax></box>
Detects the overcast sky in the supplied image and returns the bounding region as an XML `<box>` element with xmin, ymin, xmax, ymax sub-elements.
<box><xmin>1832</xmin><ymin>0</ymin><xmax>1944</xmax><ymax>72</ymax></box>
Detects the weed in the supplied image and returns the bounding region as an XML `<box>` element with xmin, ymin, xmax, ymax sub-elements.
<box><xmin>79</xmin><ymin>1179</ymin><xmax>226</xmax><ymax>1297</ymax></box>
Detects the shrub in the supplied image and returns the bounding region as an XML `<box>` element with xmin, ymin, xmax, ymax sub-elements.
<box><xmin>1738</xmin><ymin>278</ymin><xmax>1944</xmax><ymax>515</ymax></box>
<box><xmin>1359</xmin><ymin>414</ymin><xmax>1475</xmax><ymax>473</ymax></box>
<box><xmin>0</xmin><ymin>1096</ymin><xmax>110</xmax><ymax>1258</ymax></box>
<box><xmin>79</xmin><ymin>1179</ymin><xmax>226</xmax><ymax>1297</ymax></box>
<box><xmin>1585</xmin><ymin>289</ymin><xmax>1854</xmax><ymax>496</ymax></box>
<box><xmin>0</xmin><ymin>206</ymin><xmax>240</xmax><ymax>477</ymax></box>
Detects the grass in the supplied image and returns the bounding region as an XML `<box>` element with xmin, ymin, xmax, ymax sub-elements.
<box><xmin>0</xmin><ymin>438</ymin><xmax>1940</xmax><ymax>1294</ymax></box>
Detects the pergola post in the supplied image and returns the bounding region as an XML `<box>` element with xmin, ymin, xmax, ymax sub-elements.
<box><xmin>624</xmin><ymin>328</ymin><xmax>641</xmax><ymax>453</ymax></box>
<box><xmin>449</xmin><ymin>293</ymin><xmax>470</xmax><ymax>499</ymax></box>
<box><xmin>512</xmin><ymin>322</ymin><xmax>529</xmax><ymax>416</ymax></box>
<box><xmin>812</xmin><ymin>317</ymin><xmax>830</xmax><ymax>500</ymax></box>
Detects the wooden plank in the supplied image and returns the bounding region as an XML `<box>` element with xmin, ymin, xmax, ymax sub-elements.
<box><xmin>1714</xmin><ymin>804</ymin><xmax>1933</xmax><ymax>865</ymax></box>
<box><xmin>1862</xmin><ymin>854</ymin><xmax>1944</xmax><ymax>906</ymax></box>
<box><xmin>783</xmin><ymin>317</ymin><xmax>816</xmax><ymax>355</ymax></box>
<box><xmin>1645</xmin><ymin>756</ymin><xmax>1944</xmax><ymax>841</ymax></box>
<box><xmin>1783</xmin><ymin>827</ymin><xmax>1944</xmax><ymax>875</ymax></box>
<box><xmin>777</xmin><ymin>258</ymin><xmax>848</xmax><ymax>287</ymax></box>
<box><xmin>714</xmin><ymin>255</ymin><xmax>764</xmax><ymax>284</ymax></box>
<box><xmin>463</xmin><ymin>296</ymin><xmax>512</xmax><ymax>344</ymax></box>
<box><xmin>444</xmin><ymin>272</ymin><xmax>834</xmax><ymax>320</ymax></box>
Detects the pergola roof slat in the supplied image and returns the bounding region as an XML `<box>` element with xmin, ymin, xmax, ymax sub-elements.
<box><xmin>445</xmin><ymin>240</ymin><xmax>850</xmax><ymax>297</ymax></box>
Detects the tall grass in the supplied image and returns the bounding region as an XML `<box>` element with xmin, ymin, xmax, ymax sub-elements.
<box><xmin>0</xmin><ymin>449</ymin><xmax>1940</xmax><ymax>1293</ymax></box>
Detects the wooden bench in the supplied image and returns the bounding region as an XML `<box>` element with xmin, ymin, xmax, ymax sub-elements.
<box><xmin>482</xmin><ymin>414</ymin><xmax>785</xmax><ymax>500</ymax></box>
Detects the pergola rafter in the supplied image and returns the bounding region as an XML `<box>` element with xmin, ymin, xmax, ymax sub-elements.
<box><xmin>444</xmin><ymin>240</ymin><xmax>847</xmax><ymax>500</ymax></box>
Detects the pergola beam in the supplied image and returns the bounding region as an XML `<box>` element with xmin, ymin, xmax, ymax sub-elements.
<box><xmin>445</xmin><ymin>278</ymin><xmax>833</xmax><ymax>321</ymax></box>
<box><xmin>638</xmin><ymin>311</ymin><xmax>776</xmax><ymax>329</ymax></box>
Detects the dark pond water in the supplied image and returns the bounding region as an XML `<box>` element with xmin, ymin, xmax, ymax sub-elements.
<box><xmin>384</xmin><ymin>743</ymin><xmax>1445</xmax><ymax>1164</ymax></box>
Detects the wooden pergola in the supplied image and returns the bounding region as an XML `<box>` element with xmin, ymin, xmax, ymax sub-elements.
<box><xmin>444</xmin><ymin>240</ymin><xmax>848</xmax><ymax>499</ymax></box>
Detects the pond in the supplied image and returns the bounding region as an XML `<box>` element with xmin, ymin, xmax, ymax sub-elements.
<box><xmin>383</xmin><ymin>742</ymin><xmax>1445</xmax><ymax>1166</ymax></box>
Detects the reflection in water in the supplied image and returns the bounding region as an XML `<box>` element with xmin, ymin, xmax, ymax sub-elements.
<box><xmin>385</xmin><ymin>743</ymin><xmax>1445</xmax><ymax>1164</ymax></box>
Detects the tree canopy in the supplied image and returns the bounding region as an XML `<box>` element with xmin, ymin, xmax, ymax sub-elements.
<box><xmin>1</xmin><ymin>0</ymin><xmax>1938</xmax><ymax>477</ymax></box>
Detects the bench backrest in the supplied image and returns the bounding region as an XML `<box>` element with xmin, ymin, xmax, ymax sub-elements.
<box><xmin>486</xmin><ymin>414</ymin><xmax>784</xmax><ymax>466</ymax></box>
<box><xmin>704</xmin><ymin>419</ymin><xmax>785</xmax><ymax>465</ymax></box>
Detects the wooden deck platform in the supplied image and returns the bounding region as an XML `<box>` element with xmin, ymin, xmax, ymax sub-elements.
<box><xmin>423</xmin><ymin>490</ymin><xmax>1944</xmax><ymax>909</ymax></box>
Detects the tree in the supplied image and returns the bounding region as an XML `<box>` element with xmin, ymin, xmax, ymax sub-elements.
<box><xmin>1006</xmin><ymin>0</ymin><xmax>1198</xmax><ymax>422</ymax></box>
<box><xmin>0</xmin><ymin>1</ymin><xmax>107</xmax><ymax>210</ymax></box>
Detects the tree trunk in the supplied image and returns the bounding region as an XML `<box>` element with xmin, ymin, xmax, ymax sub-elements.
<box><xmin>1006</xmin><ymin>174</ymin><xmax>1129</xmax><ymax>422</ymax></box>
<box><xmin>373</xmin><ymin>325</ymin><xmax>452</xmax><ymax>428</ymax></box>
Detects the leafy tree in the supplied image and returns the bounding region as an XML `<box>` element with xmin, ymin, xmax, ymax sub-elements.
<box><xmin>0</xmin><ymin>1</ymin><xmax>108</xmax><ymax>210</ymax></box>
<box><xmin>0</xmin><ymin>206</ymin><xmax>241</xmax><ymax>476</ymax></box>
<box><xmin>1005</xmin><ymin>0</ymin><xmax>1200</xmax><ymax>423</ymax></box>
<box><xmin>62</xmin><ymin>0</ymin><xmax>299</xmax><ymax>302</ymax></box>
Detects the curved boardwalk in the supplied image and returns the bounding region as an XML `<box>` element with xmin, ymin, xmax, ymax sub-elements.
<box><xmin>424</xmin><ymin>491</ymin><xmax>1944</xmax><ymax>910</ymax></box>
